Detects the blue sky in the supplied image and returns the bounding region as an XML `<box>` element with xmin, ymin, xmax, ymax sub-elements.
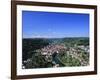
<box><xmin>22</xmin><ymin>11</ymin><xmax>89</xmax><ymax>38</ymax></box>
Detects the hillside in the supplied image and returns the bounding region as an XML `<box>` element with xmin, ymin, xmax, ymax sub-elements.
<box><xmin>22</xmin><ymin>37</ymin><xmax>89</xmax><ymax>69</ymax></box>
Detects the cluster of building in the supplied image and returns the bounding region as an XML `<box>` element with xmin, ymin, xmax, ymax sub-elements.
<box><xmin>35</xmin><ymin>43</ymin><xmax>89</xmax><ymax>66</ymax></box>
<box><xmin>22</xmin><ymin>43</ymin><xmax>89</xmax><ymax>68</ymax></box>
<box><xmin>36</xmin><ymin>44</ymin><xmax>67</xmax><ymax>55</ymax></box>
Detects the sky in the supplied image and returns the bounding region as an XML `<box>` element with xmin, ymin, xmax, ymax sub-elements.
<box><xmin>22</xmin><ymin>11</ymin><xmax>89</xmax><ymax>38</ymax></box>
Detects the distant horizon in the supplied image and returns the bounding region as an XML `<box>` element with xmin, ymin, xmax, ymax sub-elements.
<box><xmin>22</xmin><ymin>35</ymin><xmax>89</xmax><ymax>39</ymax></box>
<box><xmin>22</xmin><ymin>11</ymin><xmax>89</xmax><ymax>38</ymax></box>
<box><xmin>23</xmin><ymin>36</ymin><xmax>89</xmax><ymax>39</ymax></box>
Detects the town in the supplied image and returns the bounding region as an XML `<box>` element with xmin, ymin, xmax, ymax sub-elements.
<box><xmin>22</xmin><ymin>37</ymin><xmax>89</xmax><ymax>69</ymax></box>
